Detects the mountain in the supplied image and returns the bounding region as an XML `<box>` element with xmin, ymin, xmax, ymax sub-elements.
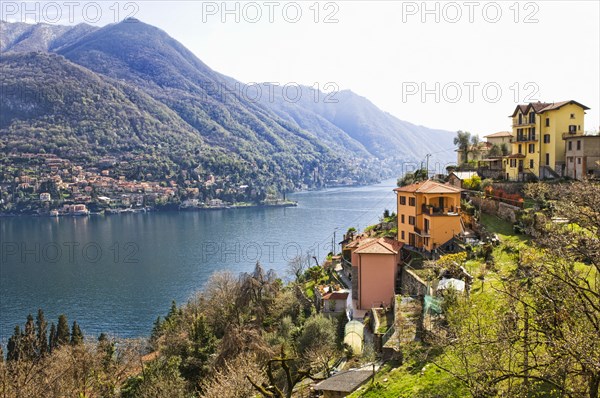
<box><xmin>256</xmin><ymin>84</ymin><xmax>454</xmax><ymax>162</ymax></box>
<box><xmin>0</xmin><ymin>19</ymin><xmax>455</xmax><ymax>195</ymax></box>
<box><xmin>0</xmin><ymin>22</ymin><xmax>98</xmax><ymax>52</ymax></box>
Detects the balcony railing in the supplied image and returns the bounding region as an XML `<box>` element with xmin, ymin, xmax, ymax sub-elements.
<box><xmin>562</xmin><ymin>131</ymin><xmax>580</xmax><ymax>139</ymax></box>
<box><xmin>512</xmin><ymin>121</ymin><xmax>536</xmax><ymax>127</ymax></box>
<box><xmin>421</xmin><ymin>204</ymin><xmax>460</xmax><ymax>216</ymax></box>
<box><xmin>515</xmin><ymin>135</ymin><xmax>537</xmax><ymax>142</ymax></box>
<box><xmin>414</xmin><ymin>226</ymin><xmax>430</xmax><ymax>237</ymax></box>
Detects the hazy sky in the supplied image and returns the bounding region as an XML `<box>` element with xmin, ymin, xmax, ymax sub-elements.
<box><xmin>3</xmin><ymin>1</ymin><xmax>599</xmax><ymax>136</ymax></box>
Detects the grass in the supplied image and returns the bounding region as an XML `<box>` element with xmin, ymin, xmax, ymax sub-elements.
<box><xmin>348</xmin><ymin>356</ymin><xmax>467</xmax><ymax>398</ymax></box>
<box><xmin>479</xmin><ymin>213</ymin><xmax>527</xmax><ymax>244</ymax></box>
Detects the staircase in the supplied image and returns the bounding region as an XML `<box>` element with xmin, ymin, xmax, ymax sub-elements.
<box><xmin>541</xmin><ymin>165</ymin><xmax>561</xmax><ymax>179</ymax></box>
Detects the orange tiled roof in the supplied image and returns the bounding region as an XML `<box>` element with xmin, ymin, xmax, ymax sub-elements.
<box><xmin>355</xmin><ymin>237</ymin><xmax>403</xmax><ymax>255</ymax></box>
<box><xmin>394</xmin><ymin>180</ymin><xmax>462</xmax><ymax>194</ymax></box>
<box><xmin>345</xmin><ymin>237</ymin><xmax>375</xmax><ymax>249</ymax></box>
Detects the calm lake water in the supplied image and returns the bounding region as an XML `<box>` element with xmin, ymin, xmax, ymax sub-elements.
<box><xmin>0</xmin><ymin>179</ymin><xmax>397</xmax><ymax>341</ymax></box>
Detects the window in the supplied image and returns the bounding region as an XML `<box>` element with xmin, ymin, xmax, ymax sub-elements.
<box><xmin>570</xmin><ymin>113</ymin><xmax>575</xmax><ymax>119</ymax></box>
<box><xmin>569</xmin><ymin>125</ymin><xmax>577</xmax><ymax>133</ymax></box>
<box><xmin>518</xmin><ymin>144</ymin><xmax>522</xmax><ymax>154</ymax></box>
<box><xmin>545</xmin><ymin>153</ymin><xmax>550</xmax><ymax>166</ymax></box>
<box><xmin>545</xmin><ymin>118</ymin><xmax>550</xmax><ymax>127</ymax></box>
<box><xmin>577</xmin><ymin>158</ymin><xmax>581</xmax><ymax>164</ymax></box>
<box><xmin>577</xmin><ymin>140</ymin><xmax>581</xmax><ymax>150</ymax></box>
<box><xmin>529</xmin><ymin>112</ymin><xmax>535</xmax><ymax>123</ymax></box>
<box><xmin>510</xmin><ymin>159</ymin><xmax>516</xmax><ymax>168</ymax></box>
<box><xmin>543</xmin><ymin>134</ymin><xmax>550</xmax><ymax>143</ymax></box>
<box><xmin>528</xmin><ymin>144</ymin><xmax>535</xmax><ymax>154</ymax></box>
<box><xmin>400</xmin><ymin>196</ymin><xmax>406</xmax><ymax>205</ymax></box>
<box><xmin>408</xmin><ymin>216</ymin><xmax>415</xmax><ymax>225</ymax></box>
<box><xmin>401</xmin><ymin>231</ymin><xmax>405</xmax><ymax>240</ymax></box>
<box><xmin>518</xmin><ymin>114</ymin><xmax>523</xmax><ymax>124</ymax></box>
<box><xmin>568</xmin><ymin>141</ymin><xmax>572</xmax><ymax>151</ymax></box>
<box><xmin>569</xmin><ymin>157</ymin><xmax>573</xmax><ymax>163</ymax></box>
<box><xmin>401</xmin><ymin>214</ymin><xmax>405</xmax><ymax>224</ymax></box>
<box><xmin>409</xmin><ymin>197</ymin><xmax>416</xmax><ymax>206</ymax></box>
<box><xmin>530</xmin><ymin>159</ymin><xmax>534</xmax><ymax>169</ymax></box>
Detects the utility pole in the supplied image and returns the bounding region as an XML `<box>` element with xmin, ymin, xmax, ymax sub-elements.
<box><xmin>425</xmin><ymin>153</ymin><xmax>432</xmax><ymax>179</ymax></box>
<box><xmin>332</xmin><ymin>228</ymin><xmax>338</xmax><ymax>256</ymax></box>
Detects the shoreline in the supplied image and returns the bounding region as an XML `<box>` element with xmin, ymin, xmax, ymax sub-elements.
<box><xmin>0</xmin><ymin>178</ymin><xmax>397</xmax><ymax>218</ymax></box>
<box><xmin>0</xmin><ymin>201</ymin><xmax>298</xmax><ymax>217</ymax></box>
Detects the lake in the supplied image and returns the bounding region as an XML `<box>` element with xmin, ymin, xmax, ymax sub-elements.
<box><xmin>0</xmin><ymin>179</ymin><xmax>397</xmax><ymax>340</ymax></box>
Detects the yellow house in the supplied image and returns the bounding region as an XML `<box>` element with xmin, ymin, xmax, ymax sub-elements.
<box><xmin>483</xmin><ymin>131</ymin><xmax>513</xmax><ymax>153</ymax></box>
<box><xmin>394</xmin><ymin>180</ymin><xmax>463</xmax><ymax>253</ymax></box>
<box><xmin>504</xmin><ymin>100</ymin><xmax>589</xmax><ymax>181</ymax></box>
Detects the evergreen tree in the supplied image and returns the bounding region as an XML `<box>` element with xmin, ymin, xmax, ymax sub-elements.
<box><xmin>70</xmin><ymin>321</ymin><xmax>83</xmax><ymax>346</ymax></box>
<box><xmin>150</xmin><ymin>316</ymin><xmax>163</xmax><ymax>344</ymax></box>
<box><xmin>180</xmin><ymin>314</ymin><xmax>216</xmax><ymax>383</ymax></box>
<box><xmin>56</xmin><ymin>314</ymin><xmax>70</xmax><ymax>347</ymax></box>
<box><xmin>48</xmin><ymin>322</ymin><xmax>57</xmax><ymax>352</ymax></box>
<box><xmin>36</xmin><ymin>309</ymin><xmax>48</xmax><ymax>357</ymax></box>
<box><xmin>98</xmin><ymin>333</ymin><xmax>115</xmax><ymax>368</ymax></box>
<box><xmin>23</xmin><ymin>314</ymin><xmax>36</xmax><ymax>360</ymax></box>
<box><xmin>6</xmin><ymin>325</ymin><xmax>23</xmax><ymax>361</ymax></box>
<box><xmin>166</xmin><ymin>300</ymin><xmax>179</xmax><ymax>322</ymax></box>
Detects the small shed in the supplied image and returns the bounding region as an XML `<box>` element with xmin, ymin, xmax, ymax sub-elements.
<box><xmin>322</xmin><ymin>290</ymin><xmax>349</xmax><ymax>314</ymax></box>
<box><xmin>313</xmin><ymin>369</ymin><xmax>373</xmax><ymax>398</ymax></box>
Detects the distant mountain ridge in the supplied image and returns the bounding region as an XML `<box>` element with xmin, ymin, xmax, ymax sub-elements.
<box><xmin>0</xmin><ymin>19</ymin><xmax>455</xmax><ymax>193</ymax></box>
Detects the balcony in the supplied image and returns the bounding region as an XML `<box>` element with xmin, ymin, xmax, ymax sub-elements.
<box><xmin>515</xmin><ymin>135</ymin><xmax>537</xmax><ymax>142</ymax></box>
<box><xmin>421</xmin><ymin>204</ymin><xmax>460</xmax><ymax>216</ymax></box>
<box><xmin>562</xmin><ymin>131</ymin><xmax>580</xmax><ymax>140</ymax></box>
<box><xmin>512</xmin><ymin>121</ymin><xmax>536</xmax><ymax>127</ymax></box>
<box><xmin>414</xmin><ymin>226</ymin><xmax>430</xmax><ymax>237</ymax></box>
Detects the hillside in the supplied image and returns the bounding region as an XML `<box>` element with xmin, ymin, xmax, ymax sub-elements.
<box><xmin>1</xmin><ymin>51</ymin><xmax>376</xmax><ymax>191</ymax></box>
<box><xmin>0</xmin><ymin>22</ymin><xmax>98</xmax><ymax>52</ymax></box>
<box><xmin>257</xmin><ymin>84</ymin><xmax>454</xmax><ymax>163</ymax></box>
<box><xmin>1</xmin><ymin>18</ymin><xmax>455</xmax><ymax>197</ymax></box>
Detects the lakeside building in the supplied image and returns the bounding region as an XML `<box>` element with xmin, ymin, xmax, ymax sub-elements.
<box><xmin>395</xmin><ymin>180</ymin><xmax>463</xmax><ymax>253</ymax></box>
<box><xmin>351</xmin><ymin>237</ymin><xmax>402</xmax><ymax>310</ymax></box>
<box><xmin>564</xmin><ymin>134</ymin><xmax>600</xmax><ymax>180</ymax></box>
<box><xmin>483</xmin><ymin>131</ymin><xmax>513</xmax><ymax>150</ymax></box>
<box><xmin>504</xmin><ymin>100</ymin><xmax>590</xmax><ymax>181</ymax></box>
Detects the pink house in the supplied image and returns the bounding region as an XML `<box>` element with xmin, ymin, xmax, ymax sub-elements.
<box><xmin>353</xmin><ymin>238</ymin><xmax>403</xmax><ymax>310</ymax></box>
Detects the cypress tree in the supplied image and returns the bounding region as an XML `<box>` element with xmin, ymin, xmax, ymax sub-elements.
<box><xmin>150</xmin><ymin>316</ymin><xmax>163</xmax><ymax>343</ymax></box>
<box><xmin>36</xmin><ymin>309</ymin><xmax>48</xmax><ymax>357</ymax></box>
<box><xmin>23</xmin><ymin>314</ymin><xmax>36</xmax><ymax>360</ymax></box>
<box><xmin>70</xmin><ymin>321</ymin><xmax>83</xmax><ymax>346</ymax></box>
<box><xmin>0</xmin><ymin>344</ymin><xmax>4</xmax><ymax>363</ymax></box>
<box><xmin>56</xmin><ymin>314</ymin><xmax>70</xmax><ymax>347</ymax></box>
<box><xmin>166</xmin><ymin>300</ymin><xmax>178</xmax><ymax>321</ymax></box>
<box><xmin>6</xmin><ymin>325</ymin><xmax>22</xmax><ymax>361</ymax></box>
<box><xmin>48</xmin><ymin>322</ymin><xmax>57</xmax><ymax>352</ymax></box>
<box><xmin>97</xmin><ymin>333</ymin><xmax>114</xmax><ymax>367</ymax></box>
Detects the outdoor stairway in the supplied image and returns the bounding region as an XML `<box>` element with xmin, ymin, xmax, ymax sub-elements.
<box><xmin>542</xmin><ymin>165</ymin><xmax>561</xmax><ymax>179</ymax></box>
